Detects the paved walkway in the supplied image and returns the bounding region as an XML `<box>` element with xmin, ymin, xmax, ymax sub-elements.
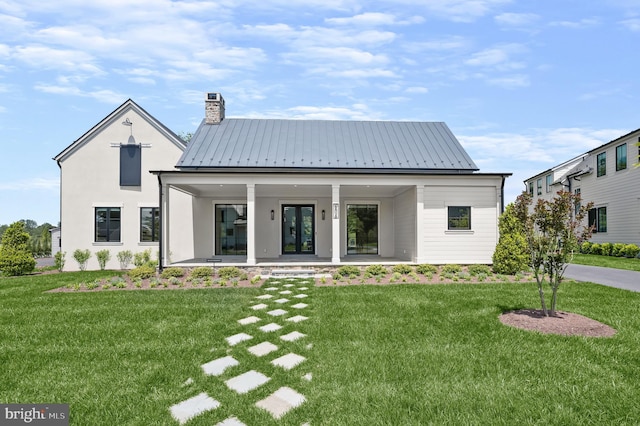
<box><xmin>169</xmin><ymin>277</ymin><xmax>313</xmax><ymax>425</ymax></box>
<box><xmin>564</xmin><ymin>264</ymin><xmax>640</xmax><ymax>292</ymax></box>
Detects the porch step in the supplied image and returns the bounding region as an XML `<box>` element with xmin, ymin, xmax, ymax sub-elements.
<box><xmin>270</xmin><ymin>269</ymin><xmax>316</xmax><ymax>277</ymax></box>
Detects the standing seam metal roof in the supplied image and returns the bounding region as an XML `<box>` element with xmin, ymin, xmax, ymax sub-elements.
<box><xmin>177</xmin><ymin>119</ymin><xmax>478</xmax><ymax>171</ymax></box>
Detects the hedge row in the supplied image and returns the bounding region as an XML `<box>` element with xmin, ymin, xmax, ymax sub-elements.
<box><xmin>580</xmin><ymin>241</ymin><xmax>640</xmax><ymax>258</ymax></box>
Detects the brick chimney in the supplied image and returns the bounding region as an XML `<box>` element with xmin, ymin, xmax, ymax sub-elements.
<box><xmin>205</xmin><ymin>92</ymin><xmax>225</xmax><ymax>124</ymax></box>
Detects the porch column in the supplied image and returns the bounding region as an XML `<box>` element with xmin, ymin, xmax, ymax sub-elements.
<box><xmin>331</xmin><ymin>184</ymin><xmax>341</xmax><ymax>264</ymax></box>
<box><xmin>414</xmin><ymin>185</ymin><xmax>426</xmax><ymax>263</ymax></box>
<box><xmin>247</xmin><ymin>183</ymin><xmax>256</xmax><ymax>265</ymax></box>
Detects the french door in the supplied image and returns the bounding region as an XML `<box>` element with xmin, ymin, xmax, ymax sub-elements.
<box><xmin>282</xmin><ymin>205</ymin><xmax>315</xmax><ymax>254</ymax></box>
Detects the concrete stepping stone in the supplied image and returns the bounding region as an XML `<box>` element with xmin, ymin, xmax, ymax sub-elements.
<box><xmin>225</xmin><ymin>370</ymin><xmax>270</xmax><ymax>394</ymax></box>
<box><xmin>255</xmin><ymin>387</ymin><xmax>306</xmax><ymax>419</ymax></box>
<box><xmin>259</xmin><ymin>323</ymin><xmax>282</xmax><ymax>332</ymax></box>
<box><xmin>286</xmin><ymin>315</ymin><xmax>308</xmax><ymax>323</ymax></box>
<box><xmin>298</xmin><ymin>287</ymin><xmax>309</xmax><ymax>290</ymax></box>
<box><xmin>280</xmin><ymin>290</ymin><xmax>292</xmax><ymax>295</ymax></box>
<box><xmin>226</xmin><ymin>333</ymin><xmax>252</xmax><ymax>346</ymax></box>
<box><xmin>256</xmin><ymin>294</ymin><xmax>273</xmax><ymax>299</ymax></box>
<box><xmin>291</xmin><ymin>303</ymin><xmax>308</xmax><ymax>309</ymax></box>
<box><xmin>170</xmin><ymin>392</ymin><xmax>220</xmax><ymax>425</ymax></box>
<box><xmin>293</xmin><ymin>294</ymin><xmax>308</xmax><ymax>299</ymax></box>
<box><xmin>274</xmin><ymin>298</ymin><xmax>289</xmax><ymax>304</ymax></box>
<box><xmin>280</xmin><ymin>331</ymin><xmax>306</xmax><ymax>342</ymax></box>
<box><xmin>283</xmin><ymin>284</ymin><xmax>295</xmax><ymax>287</ymax></box>
<box><xmin>248</xmin><ymin>341</ymin><xmax>278</xmax><ymax>357</ymax></box>
<box><xmin>251</xmin><ymin>303</ymin><xmax>268</xmax><ymax>310</ymax></box>
<box><xmin>202</xmin><ymin>356</ymin><xmax>239</xmax><ymax>376</ymax></box>
<box><xmin>216</xmin><ymin>417</ymin><xmax>246</xmax><ymax>426</ymax></box>
<box><xmin>264</xmin><ymin>287</ymin><xmax>278</xmax><ymax>291</ymax></box>
<box><xmin>271</xmin><ymin>353</ymin><xmax>306</xmax><ymax>370</ymax></box>
<box><xmin>238</xmin><ymin>316</ymin><xmax>261</xmax><ymax>325</ymax></box>
<box><xmin>267</xmin><ymin>309</ymin><xmax>287</xmax><ymax>316</ymax></box>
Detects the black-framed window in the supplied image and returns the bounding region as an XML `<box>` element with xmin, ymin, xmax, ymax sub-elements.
<box><xmin>140</xmin><ymin>207</ymin><xmax>159</xmax><ymax>242</ymax></box>
<box><xmin>616</xmin><ymin>144</ymin><xmax>627</xmax><ymax>171</ymax></box>
<box><xmin>528</xmin><ymin>181</ymin><xmax>534</xmax><ymax>196</ymax></box>
<box><xmin>536</xmin><ymin>178</ymin><xmax>542</xmax><ymax>195</ymax></box>
<box><xmin>120</xmin><ymin>144</ymin><xmax>141</xmax><ymax>186</ymax></box>
<box><xmin>588</xmin><ymin>206</ymin><xmax>607</xmax><ymax>233</ymax></box>
<box><xmin>597</xmin><ymin>152</ymin><xmax>606</xmax><ymax>177</ymax></box>
<box><xmin>95</xmin><ymin>207</ymin><xmax>121</xmax><ymax>242</ymax></box>
<box><xmin>448</xmin><ymin>206</ymin><xmax>471</xmax><ymax>230</ymax></box>
<box><xmin>574</xmin><ymin>188</ymin><xmax>581</xmax><ymax>215</ymax></box>
<box><xmin>346</xmin><ymin>204</ymin><xmax>379</xmax><ymax>255</ymax></box>
<box><xmin>545</xmin><ymin>174</ymin><xmax>552</xmax><ymax>193</ymax></box>
<box><xmin>215</xmin><ymin>204</ymin><xmax>247</xmax><ymax>255</ymax></box>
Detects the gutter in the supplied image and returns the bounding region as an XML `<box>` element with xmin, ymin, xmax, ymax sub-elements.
<box><xmin>157</xmin><ymin>172</ymin><xmax>164</xmax><ymax>272</ymax></box>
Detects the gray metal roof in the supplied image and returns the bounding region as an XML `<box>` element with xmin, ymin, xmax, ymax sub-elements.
<box><xmin>177</xmin><ymin>119</ymin><xmax>478</xmax><ymax>172</ymax></box>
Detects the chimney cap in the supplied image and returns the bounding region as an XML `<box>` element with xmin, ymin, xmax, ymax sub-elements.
<box><xmin>206</xmin><ymin>92</ymin><xmax>223</xmax><ymax>101</ymax></box>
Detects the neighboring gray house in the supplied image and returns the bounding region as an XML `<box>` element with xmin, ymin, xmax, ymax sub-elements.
<box><xmin>55</xmin><ymin>92</ymin><xmax>511</xmax><ymax>271</ymax></box>
<box><xmin>49</xmin><ymin>227</ymin><xmax>61</xmax><ymax>257</ymax></box>
<box><xmin>525</xmin><ymin>127</ymin><xmax>640</xmax><ymax>245</ymax></box>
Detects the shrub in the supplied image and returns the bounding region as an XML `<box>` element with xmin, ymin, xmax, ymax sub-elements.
<box><xmin>251</xmin><ymin>275</ymin><xmax>261</xmax><ymax>285</ymax></box>
<box><xmin>580</xmin><ymin>241</ymin><xmax>592</xmax><ymax>254</ymax></box>
<box><xmin>390</xmin><ymin>272</ymin><xmax>402</xmax><ymax>282</ymax></box>
<box><xmin>128</xmin><ymin>265</ymin><xmax>155</xmax><ymax>280</ymax></box>
<box><xmin>416</xmin><ymin>264</ymin><xmax>438</xmax><ymax>275</ymax></box>
<box><xmin>365</xmin><ymin>264</ymin><xmax>387</xmax><ymax>277</ymax></box>
<box><xmin>612</xmin><ymin>243</ymin><xmax>626</xmax><ymax>257</ymax></box>
<box><xmin>589</xmin><ymin>243</ymin><xmax>602</xmax><ymax>255</ymax></box>
<box><xmin>190</xmin><ymin>267</ymin><xmax>212</xmax><ymax>279</ymax></box>
<box><xmin>95</xmin><ymin>249</ymin><xmax>111</xmax><ymax>270</ymax></box>
<box><xmin>392</xmin><ymin>264</ymin><xmax>413</xmax><ymax>275</ymax></box>
<box><xmin>218</xmin><ymin>266</ymin><xmax>242</xmax><ymax>280</ymax></box>
<box><xmin>337</xmin><ymin>265</ymin><xmax>361</xmax><ymax>277</ymax></box>
<box><xmin>468</xmin><ymin>264</ymin><xmax>491</xmax><ymax>276</ymax></box>
<box><xmin>0</xmin><ymin>221</ymin><xmax>36</xmax><ymax>276</ymax></box>
<box><xmin>117</xmin><ymin>250</ymin><xmax>133</xmax><ymax>269</ymax></box>
<box><xmin>54</xmin><ymin>251</ymin><xmax>66</xmax><ymax>272</ymax></box>
<box><xmin>160</xmin><ymin>267</ymin><xmax>185</xmax><ymax>279</ymax></box>
<box><xmin>623</xmin><ymin>244</ymin><xmax>640</xmax><ymax>258</ymax></box>
<box><xmin>442</xmin><ymin>264</ymin><xmax>462</xmax><ymax>274</ymax></box>
<box><xmin>600</xmin><ymin>242</ymin><xmax>613</xmax><ymax>256</ymax></box>
<box><xmin>492</xmin><ymin>203</ymin><xmax>529</xmax><ymax>275</ymax></box>
<box><xmin>133</xmin><ymin>249</ymin><xmax>153</xmax><ymax>267</ymax></box>
<box><xmin>73</xmin><ymin>249</ymin><xmax>91</xmax><ymax>271</ymax></box>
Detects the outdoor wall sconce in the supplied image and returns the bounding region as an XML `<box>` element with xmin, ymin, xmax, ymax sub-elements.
<box><xmin>322</xmin><ymin>209</ymin><xmax>326</xmax><ymax>220</ymax></box>
<box><xmin>270</xmin><ymin>210</ymin><xmax>275</xmax><ymax>220</ymax></box>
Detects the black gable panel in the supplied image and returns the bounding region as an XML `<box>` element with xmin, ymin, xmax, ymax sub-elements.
<box><xmin>120</xmin><ymin>145</ymin><xmax>141</xmax><ymax>186</ymax></box>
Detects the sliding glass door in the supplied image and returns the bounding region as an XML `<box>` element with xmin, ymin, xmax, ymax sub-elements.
<box><xmin>346</xmin><ymin>204</ymin><xmax>378</xmax><ymax>254</ymax></box>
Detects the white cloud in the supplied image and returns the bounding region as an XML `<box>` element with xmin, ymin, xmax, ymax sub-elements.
<box><xmin>620</xmin><ymin>18</ymin><xmax>640</xmax><ymax>31</ymax></box>
<box><xmin>13</xmin><ymin>45</ymin><xmax>105</xmax><ymax>75</ymax></box>
<box><xmin>487</xmin><ymin>74</ymin><xmax>530</xmax><ymax>88</ymax></box>
<box><xmin>326</xmin><ymin>12</ymin><xmax>424</xmax><ymax>26</ymax></box>
<box><xmin>465</xmin><ymin>44</ymin><xmax>526</xmax><ymax>68</ymax></box>
<box><xmin>0</xmin><ymin>177</ymin><xmax>59</xmax><ymax>191</ymax></box>
<box><xmin>549</xmin><ymin>18</ymin><xmax>599</xmax><ymax>28</ymax></box>
<box><xmin>34</xmin><ymin>84</ymin><xmax>126</xmax><ymax>104</ymax></box>
<box><xmin>495</xmin><ymin>12</ymin><xmax>539</xmax><ymax>26</ymax></box>
<box><xmin>405</xmin><ymin>86</ymin><xmax>429</xmax><ymax>93</ymax></box>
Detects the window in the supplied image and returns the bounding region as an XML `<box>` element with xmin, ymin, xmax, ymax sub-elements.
<box><xmin>120</xmin><ymin>144</ymin><xmax>141</xmax><ymax>186</ymax></box>
<box><xmin>536</xmin><ymin>178</ymin><xmax>542</xmax><ymax>195</ymax></box>
<box><xmin>597</xmin><ymin>152</ymin><xmax>606</xmax><ymax>177</ymax></box>
<box><xmin>545</xmin><ymin>174</ymin><xmax>552</xmax><ymax>193</ymax></box>
<box><xmin>588</xmin><ymin>206</ymin><xmax>607</xmax><ymax>233</ymax></box>
<box><xmin>616</xmin><ymin>144</ymin><xmax>627</xmax><ymax>171</ymax></box>
<box><xmin>95</xmin><ymin>207</ymin><xmax>121</xmax><ymax>242</ymax></box>
<box><xmin>528</xmin><ymin>181</ymin><xmax>534</xmax><ymax>196</ymax></box>
<box><xmin>448</xmin><ymin>206</ymin><xmax>471</xmax><ymax>230</ymax></box>
<box><xmin>215</xmin><ymin>204</ymin><xmax>247</xmax><ymax>255</ymax></box>
<box><xmin>574</xmin><ymin>188</ymin><xmax>581</xmax><ymax>215</ymax></box>
<box><xmin>140</xmin><ymin>207</ymin><xmax>159</xmax><ymax>242</ymax></box>
<box><xmin>346</xmin><ymin>204</ymin><xmax>378</xmax><ymax>254</ymax></box>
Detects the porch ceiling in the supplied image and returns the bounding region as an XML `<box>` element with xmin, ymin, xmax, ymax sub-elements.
<box><xmin>172</xmin><ymin>183</ymin><xmax>409</xmax><ymax>198</ymax></box>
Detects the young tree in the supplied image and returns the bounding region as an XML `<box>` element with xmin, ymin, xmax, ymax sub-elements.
<box><xmin>513</xmin><ymin>190</ymin><xmax>593</xmax><ymax>316</ymax></box>
<box><xmin>0</xmin><ymin>221</ymin><xmax>36</xmax><ymax>276</ymax></box>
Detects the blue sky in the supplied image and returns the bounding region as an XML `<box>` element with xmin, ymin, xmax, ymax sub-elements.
<box><xmin>1</xmin><ymin>0</ymin><xmax>639</xmax><ymax>226</ymax></box>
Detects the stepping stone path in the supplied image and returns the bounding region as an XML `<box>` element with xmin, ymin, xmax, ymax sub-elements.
<box><xmin>169</xmin><ymin>274</ymin><xmax>314</xmax><ymax>424</ymax></box>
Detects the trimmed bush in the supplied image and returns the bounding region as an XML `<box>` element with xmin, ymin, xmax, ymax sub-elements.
<box><xmin>337</xmin><ymin>265</ymin><xmax>361</xmax><ymax>277</ymax></box>
<box><xmin>468</xmin><ymin>264</ymin><xmax>492</xmax><ymax>276</ymax></box>
<box><xmin>612</xmin><ymin>243</ymin><xmax>626</xmax><ymax>257</ymax></box>
<box><xmin>492</xmin><ymin>202</ymin><xmax>529</xmax><ymax>275</ymax></box>
<box><xmin>54</xmin><ymin>251</ymin><xmax>66</xmax><ymax>272</ymax></box>
<box><xmin>190</xmin><ymin>267</ymin><xmax>212</xmax><ymax>279</ymax></box>
<box><xmin>392</xmin><ymin>264</ymin><xmax>414</xmax><ymax>275</ymax></box>
<box><xmin>218</xmin><ymin>266</ymin><xmax>242</xmax><ymax>280</ymax></box>
<box><xmin>416</xmin><ymin>264</ymin><xmax>438</xmax><ymax>275</ymax></box>
<box><xmin>160</xmin><ymin>267</ymin><xmax>185</xmax><ymax>279</ymax></box>
<box><xmin>133</xmin><ymin>249</ymin><xmax>154</xmax><ymax>267</ymax></box>
<box><xmin>600</xmin><ymin>242</ymin><xmax>613</xmax><ymax>257</ymax></box>
<box><xmin>128</xmin><ymin>265</ymin><xmax>155</xmax><ymax>280</ymax></box>
<box><xmin>73</xmin><ymin>249</ymin><xmax>91</xmax><ymax>271</ymax></box>
<box><xmin>580</xmin><ymin>241</ymin><xmax>592</xmax><ymax>254</ymax></box>
<box><xmin>442</xmin><ymin>264</ymin><xmax>462</xmax><ymax>274</ymax></box>
<box><xmin>96</xmin><ymin>249</ymin><xmax>111</xmax><ymax>270</ymax></box>
<box><xmin>589</xmin><ymin>243</ymin><xmax>602</xmax><ymax>256</ymax></box>
<box><xmin>0</xmin><ymin>221</ymin><xmax>36</xmax><ymax>276</ymax></box>
<box><xmin>623</xmin><ymin>244</ymin><xmax>640</xmax><ymax>258</ymax></box>
<box><xmin>365</xmin><ymin>264</ymin><xmax>388</xmax><ymax>277</ymax></box>
<box><xmin>117</xmin><ymin>250</ymin><xmax>133</xmax><ymax>269</ymax></box>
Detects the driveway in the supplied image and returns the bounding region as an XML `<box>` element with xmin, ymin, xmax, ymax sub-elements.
<box><xmin>564</xmin><ymin>264</ymin><xmax>640</xmax><ymax>293</ymax></box>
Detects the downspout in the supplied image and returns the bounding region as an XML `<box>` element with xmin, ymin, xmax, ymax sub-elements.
<box><xmin>500</xmin><ymin>175</ymin><xmax>506</xmax><ymax>213</ymax></box>
<box><xmin>56</xmin><ymin>158</ymin><xmax>62</xmax><ymax>257</ymax></box>
<box><xmin>157</xmin><ymin>172</ymin><xmax>164</xmax><ymax>272</ymax></box>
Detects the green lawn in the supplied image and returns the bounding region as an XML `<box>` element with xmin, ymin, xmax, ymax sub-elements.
<box><xmin>572</xmin><ymin>253</ymin><xmax>640</xmax><ymax>272</ymax></box>
<box><xmin>2</xmin><ymin>272</ymin><xmax>640</xmax><ymax>425</ymax></box>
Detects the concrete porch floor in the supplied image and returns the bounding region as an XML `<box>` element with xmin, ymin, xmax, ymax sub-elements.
<box><xmin>171</xmin><ymin>255</ymin><xmax>409</xmax><ymax>268</ymax></box>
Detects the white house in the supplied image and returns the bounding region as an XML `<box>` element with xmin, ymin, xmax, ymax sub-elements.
<box><xmin>525</xmin><ymin>127</ymin><xmax>640</xmax><ymax>245</ymax></box>
<box><xmin>55</xmin><ymin>93</ymin><xmax>511</xmax><ymax>271</ymax></box>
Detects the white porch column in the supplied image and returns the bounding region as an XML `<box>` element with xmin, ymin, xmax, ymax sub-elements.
<box><xmin>247</xmin><ymin>183</ymin><xmax>256</xmax><ymax>265</ymax></box>
<box><xmin>414</xmin><ymin>185</ymin><xmax>426</xmax><ymax>263</ymax></box>
<box><xmin>331</xmin><ymin>184</ymin><xmax>341</xmax><ymax>264</ymax></box>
